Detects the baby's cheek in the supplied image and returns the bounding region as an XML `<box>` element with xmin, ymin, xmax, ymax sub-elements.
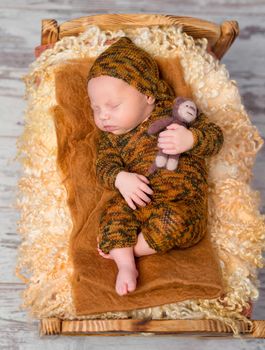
<box><xmin>95</xmin><ymin>119</ymin><xmax>104</xmax><ymax>130</ymax></box>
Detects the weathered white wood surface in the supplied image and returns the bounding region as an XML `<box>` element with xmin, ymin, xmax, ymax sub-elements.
<box><xmin>0</xmin><ymin>0</ymin><xmax>264</xmax><ymax>348</ymax></box>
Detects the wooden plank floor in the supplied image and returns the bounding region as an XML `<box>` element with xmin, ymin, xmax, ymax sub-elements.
<box><xmin>0</xmin><ymin>0</ymin><xmax>264</xmax><ymax>348</ymax></box>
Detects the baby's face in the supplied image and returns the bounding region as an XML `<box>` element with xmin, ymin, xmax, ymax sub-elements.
<box><xmin>87</xmin><ymin>75</ymin><xmax>155</xmax><ymax>135</ymax></box>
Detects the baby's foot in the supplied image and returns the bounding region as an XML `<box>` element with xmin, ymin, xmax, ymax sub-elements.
<box><xmin>97</xmin><ymin>246</ymin><xmax>114</xmax><ymax>259</ymax></box>
<box><xmin>116</xmin><ymin>266</ymin><xmax>139</xmax><ymax>296</ymax></box>
<box><xmin>97</xmin><ymin>237</ymin><xmax>113</xmax><ymax>259</ymax></box>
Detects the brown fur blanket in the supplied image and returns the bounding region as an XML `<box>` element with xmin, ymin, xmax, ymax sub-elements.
<box><xmin>52</xmin><ymin>56</ymin><xmax>224</xmax><ymax>315</ymax></box>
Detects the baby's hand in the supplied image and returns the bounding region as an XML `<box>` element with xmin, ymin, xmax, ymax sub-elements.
<box><xmin>158</xmin><ymin>124</ymin><xmax>194</xmax><ymax>154</ymax></box>
<box><xmin>115</xmin><ymin>171</ymin><xmax>153</xmax><ymax>210</ymax></box>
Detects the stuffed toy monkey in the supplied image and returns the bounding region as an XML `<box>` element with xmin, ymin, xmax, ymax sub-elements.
<box><xmin>147</xmin><ymin>97</ymin><xmax>198</xmax><ymax>175</ymax></box>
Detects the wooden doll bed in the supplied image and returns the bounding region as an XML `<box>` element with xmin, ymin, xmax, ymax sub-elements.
<box><xmin>16</xmin><ymin>14</ymin><xmax>265</xmax><ymax>338</ymax></box>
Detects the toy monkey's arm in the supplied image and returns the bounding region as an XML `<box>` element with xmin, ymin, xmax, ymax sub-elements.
<box><xmin>147</xmin><ymin>116</ymin><xmax>174</xmax><ymax>135</ymax></box>
<box><xmin>96</xmin><ymin>131</ymin><xmax>126</xmax><ymax>190</ymax></box>
<box><xmin>185</xmin><ymin>112</ymin><xmax>224</xmax><ymax>157</ymax></box>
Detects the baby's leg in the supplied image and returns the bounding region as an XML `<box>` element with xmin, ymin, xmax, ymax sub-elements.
<box><xmin>98</xmin><ymin>194</ymin><xmax>139</xmax><ymax>255</ymax></box>
<box><xmin>133</xmin><ymin>232</ymin><xmax>157</xmax><ymax>257</ymax></box>
<box><xmin>97</xmin><ymin>232</ymin><xmax>157</xmax><ymax>258</ymax></box>
<box><xmin>97</xmin><ymin>194</ymin><xmax>141</xmax><ymax>295</ymax></box>
<box><xmin>139</xmin><ymin>201</ymin><xmax>207</xmax><ymax>253</ymax></box>
<box><xmin>109</xmin><ymin>246</ymin><xmax>138</xmax><ymax>296</ymax></box>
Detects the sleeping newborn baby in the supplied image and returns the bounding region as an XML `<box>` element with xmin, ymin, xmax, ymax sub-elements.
<box><xmin>87</xmin><ymin>37</ymin><xmax>224</xmax><ymax>297</ymax></box>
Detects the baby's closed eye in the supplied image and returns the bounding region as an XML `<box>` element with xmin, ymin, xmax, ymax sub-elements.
<box><xmin>112</xmin><ymin>103</ymin><xmax>121</xmax><ymax>109</ymax></box>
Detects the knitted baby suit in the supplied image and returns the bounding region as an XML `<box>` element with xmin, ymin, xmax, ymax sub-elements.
<box><xmin>87</xmin><ymin>37</ymin><xmax>224</xmax><ymax>254</ymax></box>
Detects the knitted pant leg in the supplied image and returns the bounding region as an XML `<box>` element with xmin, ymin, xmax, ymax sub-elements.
<box><xmin>140</xmin><ymin>200</ymin><xmax>207</xmax><ymax>254</ymax></box>
<box><xmin>98</xmin><ymin>194</ymin><xmax>140</xmax><ymax>254</ymax></box>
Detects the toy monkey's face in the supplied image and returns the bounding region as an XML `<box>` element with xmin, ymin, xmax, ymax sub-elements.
<box><xmin>178</xmin><ymin>100</ymin><xmax>197</xmax><ymax>123</ymax></box>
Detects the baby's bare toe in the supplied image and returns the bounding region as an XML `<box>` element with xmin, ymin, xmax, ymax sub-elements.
<box><xmin>117</xmin><ymin>283</ymin><xmax>128</xmax><ymax>296</ymax></box>
<box><xmin>127</xmin><ymin>280</ymin><xmax>136</xmax><ymax>292</ymax></box>
<box><xmin>115</xmin><ymin>267</ymin><xmax>138</xmax><ymax>295</ymax></box>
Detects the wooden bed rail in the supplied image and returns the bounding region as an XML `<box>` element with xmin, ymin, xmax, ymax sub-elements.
<box><xmin>40</xmin><ymin>318</ymin><xmax>265</xmax><ymax>338</ymax></box>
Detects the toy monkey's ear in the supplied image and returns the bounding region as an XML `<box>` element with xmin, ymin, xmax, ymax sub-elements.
<box><xmin>173</xmin><ymin>97</ymin><xmax>187</xmax><ymax>107</ymax></box>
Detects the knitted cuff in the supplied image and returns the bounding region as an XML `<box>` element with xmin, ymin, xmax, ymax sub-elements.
<box><xmin>104</xmin><ymin>166</ymin><xmax>125</xmax><ymax>190</ymax></box>
<box><xmin>188</xmin><ymin>127</ymin><xmax>204</xmax><ymax>156</ymax></box>
<box><xmin>98</xmin><ymin>236</ymin><xmax>137</xmax><ymax>254</ymax></box>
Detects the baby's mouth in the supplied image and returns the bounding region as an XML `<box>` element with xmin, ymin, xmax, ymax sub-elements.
<box><xmin>104</xmin><ymin>125</ymin><xmax>118</xmax><ymax>131</ymax></box>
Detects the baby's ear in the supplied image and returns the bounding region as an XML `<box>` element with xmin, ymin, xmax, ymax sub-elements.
<box><xmin>146</xmin><ymin>95</ymin><xmax>155</xmax><ymax>105</ymax></box>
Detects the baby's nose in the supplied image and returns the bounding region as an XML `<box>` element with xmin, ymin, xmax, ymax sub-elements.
<box><xmin>99</xmin><ymin>111</ymin><xmax>110</xmax><ymax>120</ymax></box>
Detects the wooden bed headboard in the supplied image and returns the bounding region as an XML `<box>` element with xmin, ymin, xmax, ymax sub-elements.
<box><xmin>38</xmin><ymin>14</ymin><xmax>239</xmax><ymax>60</ymax></box>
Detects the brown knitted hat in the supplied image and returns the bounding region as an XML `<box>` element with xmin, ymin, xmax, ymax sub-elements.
<box><xmin>87</xmin><ymin>36</ymin><xmax>174</xmax><ymax>103</ymax></box>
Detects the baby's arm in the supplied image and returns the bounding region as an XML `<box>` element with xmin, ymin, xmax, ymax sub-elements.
<box><xmin>186</xmin><ymin>112</ymin><xmax>224</xmax><ymax>157</ymax></box>
<box><xmin>96</xmin><ymin>131</ymin><xmax>153</xmax><ymax>209</ymax></box>
<box><xmin>96</xmin><ymin>131</ymin><xmax>126</xmax><ymax>190</ymax></box>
